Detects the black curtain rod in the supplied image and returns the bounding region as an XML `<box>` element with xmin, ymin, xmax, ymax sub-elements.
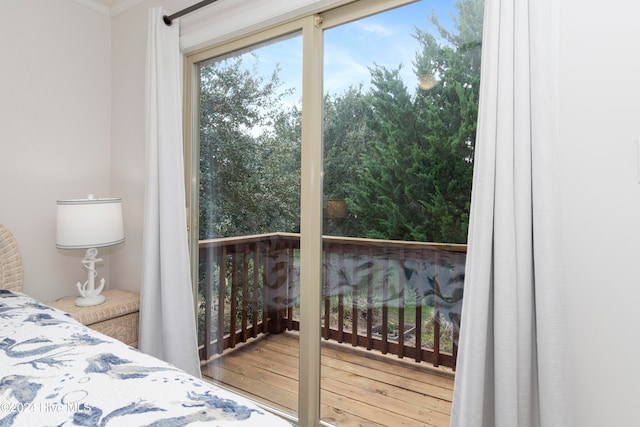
<box><xmin>163</xmin><ymin>0</ymin><xmax>219</xmax><ymax>26</ymax></box>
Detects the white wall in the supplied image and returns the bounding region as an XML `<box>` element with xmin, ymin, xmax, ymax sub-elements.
<box><xmin>0</xmin><ymin>0</ymin><xmax>111</xmax><ymax>302</ymax></box>
<box><xmin>560</xmin><ymin>1</ymin><xmax>640</xmax><ymax>425</ymax></box>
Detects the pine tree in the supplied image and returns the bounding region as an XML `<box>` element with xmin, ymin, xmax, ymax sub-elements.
<box><xmin>413</xmin><ymin>0</ymin><xmax>483</xmax><ymax>243</ymax></box>
<box><xmin>347</xmin><ymin>66</ymin><xmax>429</xmax><ymax>241</ymax></box>
<box><xmin>345</xmin><ymin>0</ymin><xmax>483</xmax><ymax>244</ymax></box>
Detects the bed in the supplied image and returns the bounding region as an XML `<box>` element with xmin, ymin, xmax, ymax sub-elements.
<box><xmin>0</xmin><ymin>224</ymin><xmax>293</xmax><ymax>426</ymax></box>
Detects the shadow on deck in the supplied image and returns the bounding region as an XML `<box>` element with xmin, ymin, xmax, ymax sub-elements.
<box><xmin>201</xmin><ymin>331</ymin><xmax>455</xmax><ymax>427</ymax></box>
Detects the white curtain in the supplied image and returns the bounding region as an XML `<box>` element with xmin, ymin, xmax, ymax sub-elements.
<box><xmin>450</xmin><ymin>1</ymin><xmax>569</xmax><ymax>426</ymax></box>
<box><xmin>140</xmin><ymin>7</ymin><xmax>201</xmax><ymax>378</ymax></box>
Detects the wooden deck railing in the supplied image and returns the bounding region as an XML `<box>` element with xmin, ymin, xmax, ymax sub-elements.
<box><xmin>197</xmin><ymin>233</ymin><xmax>466</xmax><ymax>370</ymax></box>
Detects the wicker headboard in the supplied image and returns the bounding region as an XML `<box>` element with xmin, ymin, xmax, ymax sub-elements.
<box><xmin>0</xmin><ymin>224</ymin><xmax>23</xmax><ymax>292</ymax></box>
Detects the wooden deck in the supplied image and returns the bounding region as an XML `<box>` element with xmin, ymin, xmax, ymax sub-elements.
<box><xmin>201</xmin><ymin>331</ymin><xmax>455</xmax><ymax>427</ymax></box>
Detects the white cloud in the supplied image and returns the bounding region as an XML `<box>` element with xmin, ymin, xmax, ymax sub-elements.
<box><xmin>351</xmin><ymin>20</ymin><xmax>394</xmax><ymax>38</ymax></box>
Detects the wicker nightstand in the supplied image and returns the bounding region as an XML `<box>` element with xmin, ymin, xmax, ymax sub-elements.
<box><xmin>49</xmin><ymin>289</ymin><xmax>140</xmax><ymax>348</ymax></box>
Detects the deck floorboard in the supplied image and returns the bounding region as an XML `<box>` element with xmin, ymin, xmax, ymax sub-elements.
<box><xmin>201</xmin><ymin>331</ymin><xmax>454</xmax><ymax>427</ymax></box>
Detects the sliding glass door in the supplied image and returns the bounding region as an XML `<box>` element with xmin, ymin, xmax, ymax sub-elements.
<box><xmin>185</xmin><ymin>1</ymin><xmax>482</xmax><ymax>425</ymax></box>
<box><xmin>187</xmin><ymin>28</ymin><xmax>303</xmax><ymax>419</ymax></box>
<box><xmin>319</xmin><ymin>1</ymin><xmax>481</xmax><ymax>424</ymax></box>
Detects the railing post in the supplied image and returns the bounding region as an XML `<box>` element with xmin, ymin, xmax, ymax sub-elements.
<box><xmin>323</xmin><ymin>243</ymin><xmax>331</xmax><ymax>340</ymax></box>
<box><xmin>414</xmin><ymin>250</ymin><xmax>423</xmax><ymax>363</ymax></box>
<box><xmin>366</xmin><ymin>246</ymin><xmax>374</xmax><ymax>350</ymax></box>
<box><xmin>241</xmin><ymin>244</ymin><xmax>250</xmax><ymax>342</ymax></box>
<box><xmin>397</xmin><ymin>249</ymin><xmax>405</xmax><ymax>359</ymax></box>
<box><xmin>251</xmin><ymin>243</ymin><xmax>260</xmax><ymax>338</ymax></box>
<box><xmin>337</xmin><ymin>247</ymin><xmax>345</xmax><ymax>344</ymax></box>
<box><xmin>229</xmin><ymin>245</ymin><xmax>239</xmax><ymax>348</ymax></box>
<box><xmin>203</xmin><ymin>245</ymin><xmax>214</xmax><ymax>360</ymax></box>
<box><xmin>381</xmin><ymin>256</ymin><xmax>389</xmax><ymax>355</ymax></box>
<box><xmin>286</xmin><ymin>240</ymin><xmax>295</xmax><ymax>331</ymax></box>
<box><xmin>262</xmin><ymin>242</ymin><xmax>270</xmax><ymax>334</ymax></box>
<box><xmin>451</xmin><ymin>251</ymin><xmax>465</xmax><ymax>371</ymax></box>
<box><xmin>351</xmin><ymin>247</ymin><xmax>359</xmax><ymax>347</ymax></box>
<box><xmin>266</xmin><ymin>237</ymin><xmax>288</xmax><ymax>333</ymax></box>
<box><xmin>433</xmin><ymin>251</ymin><xmax>441</xmax><ymax>367</ymax></box>
<box><xmin>217</xmin><ymin>245</ymin><xmax>227</xmax><ymax>354</ymax></box>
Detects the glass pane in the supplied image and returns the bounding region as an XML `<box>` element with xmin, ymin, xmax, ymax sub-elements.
<box><xmin>321</xmin><ymin>0</ymin><xmax>482</xmax><ymax>425</ymax></box>
<box><xmin>196</xmin><ymin>32</ymin><xmax>302</xmax><ymax>419</ymax></box>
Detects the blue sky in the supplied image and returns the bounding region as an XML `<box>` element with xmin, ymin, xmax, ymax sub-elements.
<box><xmin>231</xmin><ymin>0</ymin><xmax>459</xmax><ymax>107</ymax></box>
<box><xmin>324</xmin><ymin>0</ymin><xmax>457</xmax><ymax>96</ymax></box>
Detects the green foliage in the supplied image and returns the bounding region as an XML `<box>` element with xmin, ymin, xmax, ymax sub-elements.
<box><xmin>198</xmin><ymin>0</ymin><xmax>483</xmax><ymax>245</ymax></box>
<box><xmin>345</xmin><ymin>66</ymin><xmax>430</xmax><ymax>241</ymax></box>
<box><xmin>322</xmin><ymin>86</ymin><xmax>375</xmax><ymax>236</ymax></box>
<box><xmin>342</xmin><ymin>0</ymin><xmax>483</xmax><ymax>243</ymax></box>
<box><xmin>198</xmin><ymin>56</ymin><xmax>300</xmax><ymax>239</ymax></box>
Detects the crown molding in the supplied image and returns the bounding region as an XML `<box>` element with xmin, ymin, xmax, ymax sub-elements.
<box><xmin>68</xmin><ymin>0</ymin><xmax>144</xmax><ymax>17</ymax></box>
<box><xmin>109</xmin><ymin>0</ymin><xmax>145</xmax><ymax>17</ymax></box>
<box><xmin>69</xmin><ymin>0</ymin><xmax>110</xmax><ymax>16</ymax></box>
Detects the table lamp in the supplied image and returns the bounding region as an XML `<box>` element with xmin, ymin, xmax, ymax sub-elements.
<box><xmin>56</xmin><ymin>194</ymin><xmax>124</xmax><ymax>306</ymax></box>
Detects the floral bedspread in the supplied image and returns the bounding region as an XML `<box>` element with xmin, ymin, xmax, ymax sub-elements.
<box><xmin>0</xmin><ymin>290</ymin><xmax>293</xmax><ymax>426</ymax></box>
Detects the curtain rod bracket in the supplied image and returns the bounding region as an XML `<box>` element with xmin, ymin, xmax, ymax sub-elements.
<box><xmin>163</xmin><ymin>15</ymin><xmax>173</xmax><ymax>26</ymax></box>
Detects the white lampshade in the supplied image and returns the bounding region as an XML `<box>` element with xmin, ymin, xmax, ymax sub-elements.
<box><xmin>56</xmin><ymin>196</ymin><xmax>124</xmax><ymax>249</ymax></box>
